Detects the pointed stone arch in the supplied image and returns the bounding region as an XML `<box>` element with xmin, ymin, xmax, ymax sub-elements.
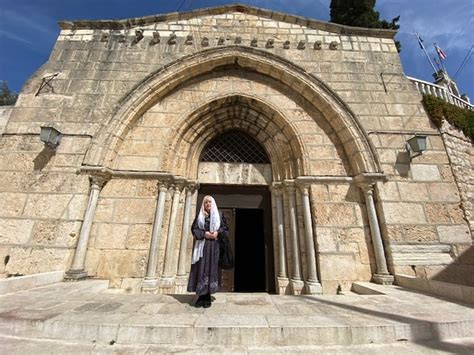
<box><xmin>162</xmin><ymin>94</ymin><xmax>309</xmax><ymax>181</ymax></box>
<box><xmin>83</xmin><ymin>46</ymin><xmax>381</xmax><ymax>176</ymax></box>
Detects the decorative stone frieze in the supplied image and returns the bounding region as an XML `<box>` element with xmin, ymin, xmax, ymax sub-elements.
<box><xmin>150</xmin><ymin>31</ymin><xmax>160</xmax><ymax>45</ymax></box>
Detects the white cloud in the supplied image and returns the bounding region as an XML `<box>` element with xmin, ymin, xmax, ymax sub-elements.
<box><xmin>1</xmin><ymin>8</ymin><xmax>56</xmax><ymax>37</ymax></box>
<box><xmin>0</xmin><ymin>29</ymin><xmax>33</xmax><ymax>45</ymax></box>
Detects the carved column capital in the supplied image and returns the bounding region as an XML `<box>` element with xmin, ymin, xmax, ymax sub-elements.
<box><xmin>185</xmin><ymin>181</ymin><xmax>200</xmax><ymax>195</ymax></box>
<box><xmin>269</xmin><ymin>182</ymin><xmax>284</xmax><ymax>196</ymax></box>
<box><xmin>357</xmin><ymin>181</ymin><xmax>376</xmax><ymax>195</ymax></box>
<box><xmin>90</xmin><ymin>173</ymin><xmax>110</xmax><ymax>190</ymax></box>
<box><xmin>172</xmin><ymin>176</ymin><xmax>186</xmax><ymax>191</ymax></box>
<box><xmin>295</xmin><ymin>182</ymin><xmax>310</xmax><ymax>196</ymax></box>
<box><xmin>354</xmin><ymin>173</ymin><xmax>386</xmax><ymax>194</ymax></box>
<box><xmin>282</xmin><ymin>179</ymin><xmax>296</xmax><ymax>193</ymax></box>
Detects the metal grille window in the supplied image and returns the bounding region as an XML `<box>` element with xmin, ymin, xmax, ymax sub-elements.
<box><xmin>200</xmin><ymin>130</ymin><xmax>270</xmax><ymax>163</ymax></box>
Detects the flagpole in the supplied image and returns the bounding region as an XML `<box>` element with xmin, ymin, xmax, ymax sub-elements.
<box><xmin>414</xmin><ymin>32</ymin><xmax>438</xmax><ymax>73</ymax></box>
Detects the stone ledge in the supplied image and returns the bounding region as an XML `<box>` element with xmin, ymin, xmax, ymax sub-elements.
<box><xmin>57</xmin><ymin>4</ymin><xmax>396</xmax><ymax>39</ymax></box>
<box><xmin>395</xmin><ymin>274</ymin><xmax>474</xmax><ymax>304</ymax></box>
<box><xmin>0</xmin><ymin>271</ymin><xmax>64</xmax><ymax>295</ymax></box>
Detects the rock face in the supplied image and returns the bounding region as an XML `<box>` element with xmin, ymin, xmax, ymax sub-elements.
<box><xmin>0</xmin><ymin>4</ymin><xmax>471</xmax><ymax>292</ymax></box>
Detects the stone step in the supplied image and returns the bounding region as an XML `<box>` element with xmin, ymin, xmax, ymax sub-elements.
<box><xmin>1</xmin><ymin>307</ymin><xmax>473</xmax><ymax>347</ymax></box>
<box><xmin>1</xmin><ymin>280</ymin><xmax>473</xmax><ymax>349</ymax></box>
<box><xmin>1</xmin><ymin>334</ymin><xmax>474</xmax><ymax>354</ymax></box>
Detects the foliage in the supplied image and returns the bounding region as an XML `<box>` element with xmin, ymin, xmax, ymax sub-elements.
<box><xmin>422</xmin><ymin>94</ymin><xmax>474</xmax><ymax>140</ymax></box>
<box><xmin>329</xmin><ymin>0</ymin><xmax>401</xmax><ymax>52</ymax></box>
<box><xmin>0</xmin><ymin>81</ymin><xmax>18</xmax><ymax>106</ymax></box>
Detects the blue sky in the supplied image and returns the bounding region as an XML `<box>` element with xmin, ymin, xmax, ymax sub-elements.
<box><xmin>1</xmin><ymin>0</ymin><xmax>473</xmax><ymax>100</ymax></box>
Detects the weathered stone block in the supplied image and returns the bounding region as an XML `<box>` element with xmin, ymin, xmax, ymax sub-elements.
<box><xmin>427</xmin><ymin>183</ymin><xmax>460</xmax><ymax>202</ymax></box>
<box><xmin>403</xmin><ymin>225</ymin><xmax>438</xmax><ymax>243</ymax></box>
<box><xmin>315</xmin><ymin>227</ymin><xmax>337</xmax><ymax>252</ymax></box>
<box><xmin>113</xmin><ymin>199</ymin><xmax>155</xmax><ymax>223</ymax></box>
<box><xmin>94</xmin><ymin>198</ymin><xmax>114</xmax><ymax>222</ymax></box>
<box><xmin>382</xmin><ymin>202</ymin><xmax>426</xmax><ymax>224</ymax></box>
<box><xmin>425</xmin><ymin>203</ymin><xmax>465</xmax><ymax>224</ymax></box>
<box><xmin>95</xmin><ymin>223</ymin><xmax>129</xmax><ymax>249</ymax></box>
<box><xmin>313</xmin><ymin>204</ymin><xmax>357</xmax><ymax>226</ymax></box>
<box><xmin>96</xmin><ymin>250</ymin><xmax>148</xmax><ymax>278</ymax></box>
<box><xmin>0</xmin><ymin>193</ymin><xmax>27</xmax><ymax>217</ymax></box>
<box><xmin>30</xmin><ymin>220</ymin><xmax>81</xmax><ymax>247</ymax></box>
<box><xmin>438</xmin><ymin>225</ymin><xmax>471</xmax><ymax>244</ymax></box>
<box><xmin>5</xmin><ymin>247</ymin><xmax>73</xmax><ymax>275</ymax></box>
<box><xmin>61</xmin><ymin>194</ymin><xmax>88</xmax><ymax>220</ymax></box>
<box><xmin>126</xmin><ymin>224</ymin><xmax>152</xmax><ymax>250</ymax></box>
<box><xmin>0</xmin><ymin>219</ymin><xmax>34</xmax><ymax>244</ymax></box>
<box><xmin>378</xmin><ymin>181</ymin><xmax>400</xmax><ymax>201</ymax></box>
<box><xmin>319</xmin><ymin>254</ymin><xmax>358</xmax><ymax>280</ymax></box>
<box><xmin>101</xmin><ymin>179</ymin><xmax>138</xmax><ymax>197</ymax></box>
<box><xmin>397</xmin><ymin>182</ymin><xmax>430</xmax><ymax>202</ymax></box>
<box><xmin>411</xmin><ymin>164</ymin><xmax>441</xmax><ymax>181</ymax></box>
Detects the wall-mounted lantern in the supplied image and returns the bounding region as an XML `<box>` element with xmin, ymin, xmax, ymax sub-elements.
<box><xmin>40</xmin><ymin>126</ymin><xmax>62</xmax><ymax>150</ymax></box>
<box><xmin>406</xmin><ymin>135</ymin><xmax>427</xmax><ymax>160</ymax></box>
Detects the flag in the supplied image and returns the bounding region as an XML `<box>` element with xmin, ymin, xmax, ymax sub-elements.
<box><xmin>415</xmin><ymin>32</ymin><xmax>424</xmax><ymax>49</ymax></box>
<box><xmin>435</xmin><ymin>44</ymin><xmax>447</xmax><ymax>60</ymax></box>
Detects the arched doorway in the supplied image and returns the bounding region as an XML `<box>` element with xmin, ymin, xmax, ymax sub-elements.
<box><xmin>197</xmin><ymin>130</ymin><xmax>275</xmax><ymax>293</ymax></box>
<box><xmin>82</xmin><ymin>46</ymin><xmax>387</xmax><ymax>295</ymax></box>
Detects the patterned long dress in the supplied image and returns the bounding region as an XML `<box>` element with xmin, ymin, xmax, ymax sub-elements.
<box><xmin>187</xmin><ymin>213</ymin><xmax>229</xmax><ymax>295</ymax></box>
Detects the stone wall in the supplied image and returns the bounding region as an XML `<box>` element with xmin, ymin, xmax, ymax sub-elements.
<box><xmin>311</xmin><ymin>181</ymin><xmax>373</xmax><ymax>293</ymax></box>
<box><xmin>0</xmin><ymin>5</ymin><xmax>470</xmax><ymax>291</ymax></box>
<box><xmin>0</xmin><ymin>106</ymin><xmax>13</xmax><ymax>135</ymax></box>
<box><xmin>0</xmin><ymin>134</ymin><xmax>90</xmax><ymax>276</ymax></box>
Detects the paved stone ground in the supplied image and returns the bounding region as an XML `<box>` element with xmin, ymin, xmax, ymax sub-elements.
<box><xmin>0</xmin><ymin>280</ymin><xmax>473</xmax><ymax>354</ymax></box>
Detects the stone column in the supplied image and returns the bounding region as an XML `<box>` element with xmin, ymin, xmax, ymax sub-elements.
<box><xmin>271</xmin><ymin>184</ymin><xmax>289</xmax><ymax>294</ymax></box>
<box><xmin>175</xmin><ymin>184</ymin><xmax>198</xmax><ymax>293</ymax></box>
<box><xmin>142</xmin><ymin>182</ymin><xmax>168</xmax><ymax>292</ymax></box>
<box><xmin>356</xmin><ymin>179</ymin><xmax>394</xmax><ymax>285</ymax></box>
<box><xmin>161</xmin><ymin>182</ymin><xmax>184</xmax><ymax>290</ymax></box>
<box><xmin>298</xmin><ymin>183</ymin><xmax>322</xmax><ymax>294</ymax></box>
<box><xmin>65</xmin><ymin>174</ymin><xmax>108</xmax><ymax>280</ymax></box>
<box><xmin>284</xmin><ymin>181</ymin><xmax>304</xmax><ymax>295</ymax></box>
<box><xmin>177</xmin><ymin>184</ymin><xmax>197</xmax><ymax>277</ymax></box>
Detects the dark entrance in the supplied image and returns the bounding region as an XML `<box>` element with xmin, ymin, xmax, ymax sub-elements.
<box><xmin>234</xmin><ymin>208</ymin><xmax>266</xmax><ymax>292</ymax></box>
<box><xmin>197</xmin><ymin>184</ymin><xmax>275</xmax><ymax>293</ymax></box>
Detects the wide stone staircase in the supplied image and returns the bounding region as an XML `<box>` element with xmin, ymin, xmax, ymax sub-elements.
<box><xmin>0</xmin><ymin>279</ymin><xmax>473</xmax><ymax>353</ymax></box>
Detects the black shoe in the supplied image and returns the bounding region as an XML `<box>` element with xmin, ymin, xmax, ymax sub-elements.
<box><xmin>202</xmin><ymin>300</ymin><xmax>211</xmax><ymax>308</ymax></box>
<box><xmin>194</xmin><ymin>297</ymin><xmax>204</xmax><ymax>308</ymax></box>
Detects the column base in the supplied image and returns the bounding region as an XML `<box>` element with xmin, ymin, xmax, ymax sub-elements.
<box><xmin>64</xmin><ymin>269</ymin><xmax>88</xmax><ymax>281</ymax></box>
<box><xmin>174</xmin><ymin>275</ymin><xmax>189</xmax><ymax>294</ymax></box>
<box><xmin>290</xmin><ymin>279</ymin><xmax>304</xmax><ymax>295</ymax></box>
<box><xmin>141</xmin><ymin>278</ymin><xmax>159</xmax><ymax>293</ymax></box>
<box><xmin>276</xmin><ymin>277</ymin><xmax>290</xmax><ymax>295</ymax></box>
<box><xmin>159</xmin><ymin>276</ymin><xmax>175</xmax><ymax>294</ymax></box>
<box><xmin>372</xmin><ymin>273</ymin><xmax>394</xmax><ymax>285</ymax></box>
<box><xmin>305</xmin><ymin>280</ymin><xmax>323</xmax><ymax>294</ymax></box>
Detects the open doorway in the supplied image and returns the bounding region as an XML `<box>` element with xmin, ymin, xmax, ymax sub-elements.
<box><xmin>234</xmin><ymin>208</ymin><xmax>266</xmax><ymax>292</ymax></box>
<box><xmin>197</xmin><ymin>184</ymin><xmax>275</xmax><ymax>293</ymax></box>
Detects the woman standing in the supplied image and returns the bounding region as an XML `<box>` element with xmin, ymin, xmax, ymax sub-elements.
<box><xmin>187</xmin><ymin>195</ymin><xmax>228</xmax><ymax>308</ymax></box>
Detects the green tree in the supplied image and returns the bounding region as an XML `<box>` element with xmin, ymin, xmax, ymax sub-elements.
<box><xmin>330</xmin><ymin>0</ymin><xmax>401</xmax><ymax>52</ymax></box>
<box><xmin>0</xmin><ymin>81</ymin><xmax>18</xmax><ymax>106</ymax></box>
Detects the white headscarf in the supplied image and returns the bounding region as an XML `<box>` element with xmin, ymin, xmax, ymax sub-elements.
<box><xmin>192</xmin><ymin>196</ymin><xmax>221</xmax><ymax>264</ymax></box>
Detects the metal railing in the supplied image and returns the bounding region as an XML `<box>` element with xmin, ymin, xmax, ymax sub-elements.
<box><xmin>407</xmin><ymin>76</ymin><xmax>473</xmax><ymax>110</ymax></box>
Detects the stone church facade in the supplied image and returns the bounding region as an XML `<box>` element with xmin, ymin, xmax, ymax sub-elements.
<box><xmin>0</xmin><ymin>5</ymin><xmax>472</xmax><ymax>294</ymax></box>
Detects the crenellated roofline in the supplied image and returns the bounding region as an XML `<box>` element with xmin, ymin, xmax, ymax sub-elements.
<box><xmin>58</xmin><ymin>3</ymin><xmax>397</xmax><ymax>39</ymax></box>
